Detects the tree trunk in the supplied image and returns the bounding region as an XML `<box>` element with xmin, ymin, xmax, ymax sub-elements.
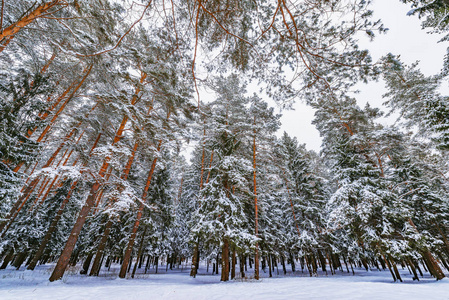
<box><xmin>12</xmin><ymin>251</ymin><xmax>27</xmax><ymax>269</ymax></box>
<box><xmin>318</xmin><ymin>251</ymin><xmax>327</xmax><ymax>273</ymax></box>
<box><xmin>267</xmin><ymin>255</ymin><xmax>272</xmax><ymax>278</ymax></box>
<box><xmin>216</xmin><ymin>252</ymin><xmax>219</xmax><ymax>275</ymax></box>
<box><xmin>421</xmin><ymin>250</ymin><xmax>445</xmax><ymax>280</ymax></box>
<box><xmin>145</xmin><ymin>256</ymin><xmax>150</xmax><ymax>274</ymax></box>
<box><xmin>406</xmin><ymin>257</ymin><xmax>419</xmax><ymax>281</ymax></box>
<box><xmin>220</xmin><ymin>238</ymin><xmax>230</xmax><ymax>281</ymax></box>
<box><xmin>290</xmin><ymin>253</ymin><xmax>296</xmax><ymax>273</ymax></box>
<box><xmin>231</xmin><ymin>246</ymin><xmax>236</xmax><ymax>280</ymax></box>
<box><xmin>50</xmin><ymin>129</ymin><xmax>136</xmax><ymax>280</ymax></box>
<box><xmin>240</xmin><ymin>253</ymin><xmax>245</xmax><ymax>278</ymax></box>
<box><xmin>437</xmin><ymin>253</ymin><xmax>449</xmax><ymax>272</ymax></box>
<box><xmin>131</xmin><ymin>227</ymin><xmax>147</xmax><ymax>278</ymax></box>
<box><xmin>252</xmin><ymin>127</ymin><xmax>260</xmax><ymax>280</ymax></box>
<box><xmin>89</xmin><ymin>219</ymin><xmax>113</xmax><ymax>276</ymax></box>
<box><xmin>119</xmin><ymin>140</ymin><xmax>162</xmax><ymax>278</ymax></box>
<box><xmin>190</xmin><ymin>242</ymin><xmax>199</xmax><ymax>277</ymax></box>
<box><xmin>380</xmin><ymin>252</ymin><xmax>396</xmax><ymax>282</ymax></box>
<box><xmin>0</xmin><ymin>250</ymin><xmax>14</xmax><ymax>269</ymax></box>
<box><xmin>80</xmin><ymin>253</ymin><xmax>94</xmax><ymax>275</ymax></box>
<box><xmin>0</xmin><ymin>1</ymin><xmax>64</xmax><ymax>51</ymax></box>
<box><xmin>388</xmin><ymin>255</ymin><xmax>402</xmax><ymax>282</ymax></box>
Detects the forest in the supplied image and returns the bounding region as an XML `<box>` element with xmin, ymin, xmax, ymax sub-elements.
<box><xmin>0</xmin><ymin>0</ymin><xmax>449</xmax><ymax>286</ymax></box>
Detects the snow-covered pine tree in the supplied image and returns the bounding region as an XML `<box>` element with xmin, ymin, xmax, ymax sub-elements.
<box><xmin>0</xmin><ymin>71</ymin><xmax>54</xmax><ymax>234</ymax></box>
<box><xmin>276</xmin><ymin>133</ymin><xmax>330</xmax><ymax>275</ymax></box>
<box><xmin>382</xmin><ymin>54</ymin><xmax>449</xmax><ymax>151</ymax></box>
<box><xmin>189</xmin><ymin>75</ymin><xmax>256</xmax><ymax>281</ymax></box>
<box><xmin>314</xmin><ymin>96</ymin><xmax>405</xmax><ymax>281</ymax></box>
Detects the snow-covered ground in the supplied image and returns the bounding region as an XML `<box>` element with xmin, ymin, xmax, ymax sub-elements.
<box><xmin>0</xmin><ymin>263</ymin><xmax>448</xmax><ymax>300</ymax></box>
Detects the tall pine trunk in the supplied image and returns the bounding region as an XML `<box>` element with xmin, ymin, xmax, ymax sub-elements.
<box><xmin>49</xmin><ymin>72</ymin><xmax>147</xmax><ymax>282</ymax></box>
<box><xmin>253</xmin><ymin>118</ymin><xmax>260</xmax><ymax>280</ymax></box>
<box><xmin>28</xmin><ymin>133</ymin><xmax>101</xmax><ymax>271</ymax></box>
<box><xmin>119</xmin><ymin>138</ymin><xmax>163</xmax><ymax>278</ymax></box>
<box><xmin>90</xmin><ymin>141</ymin><xmax>138</xmax><ymax>276</ymax></box>
<box><xmin>0</xmin><ymin>1</ymin><xmax>64</xmax><ymax>52</ymax></box>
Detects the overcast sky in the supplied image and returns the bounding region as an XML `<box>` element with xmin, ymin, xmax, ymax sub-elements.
<box><xmin>280</xmin><ymin>0</ymin><xmax>448</xmax><ymax>152</ymax></box>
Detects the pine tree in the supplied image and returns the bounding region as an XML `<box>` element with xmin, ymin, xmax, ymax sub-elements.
<box><xmin>382</xmin><ymin>54</ymin><xmax>449</xmax><ymax>150</ymax></box>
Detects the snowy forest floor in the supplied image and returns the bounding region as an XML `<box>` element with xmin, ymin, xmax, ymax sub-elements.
<box><xmin>0</xmin><ymin>262</ymin><xmax>448</xmax><ymax>300</ymax></box>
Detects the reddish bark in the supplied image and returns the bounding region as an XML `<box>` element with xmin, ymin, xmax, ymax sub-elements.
<box><xmin>27</xmin><ymin>179</ymin><xmax>78</xmax><ymax>270</ymax></box>
<box><xmin>253</xmin><ymin>118</ymin><xmax>260</xmax><ymax>280</ymax></box>
<box><xmin>35</xmin><ymin>64</ymin><xmax>93</xmax><ymax>144</ymax></box>
<box><xmin>408</xmin><ymin>218</ymin><xmax>445</xmax><ymax>280</ymax></box>
<box><xmin>90</xmin><ymin>141</ymin><xmax>139</xmax><ymax>276</ymax></box>
<box><xmin>220</xmin><ymin>237</ymin><xmax>230</xmax><ymax>281</ymax></box>
<box><xmin>13</xmin><ymin>67</ymin><xmax>94</xmax><ymax>173</ymax></box>
<box><xmin>49</xmin><ymin>71</ymin><xmax>147</xmax><ymax>282</ymax></box>
<box><xmin>27</xmin><ymin>133</ymin><xmax>101</xmax><ymax>270</ymax></box>
<box><xmin>119</xmin><ymin>139</ymin><xmax>163</xmax><ymax>278</ymax></box>
<box><xmin>0</xmin><ymin>1</ymin><xmax>64</xmax><ymax>52</ymax></box>
<box><xmin>0</xmin><ymin>104</ymin><xmax>98</xmax><ymax>235</ymax></box>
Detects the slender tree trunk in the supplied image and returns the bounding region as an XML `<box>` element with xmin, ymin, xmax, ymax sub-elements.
<box><xmin>240</xmin><ymin>253</ymin><xmax>245</xmax><ymax>278</ymax></box>
<box><xmin>220</xmin><ymin>237</ymin><xmax>230</xmax><ymax>281</ymax></box>
<box><xmin>127</xmin><ymin>256</ymin><xmax>133</xmax><ymax>273</ymax></box>
<box><xmin>80</xmin><ymin>253</ymin><xmax>94</xmax><ymax>275</ymax></box>
<box><xmin>311</xmin><ymin>254</ymin><xmax>318</xmax><ymax>276</ymax></box>
<box><xmin>216</xmin><ymin>252</ymin><xmax>219</xmax><ymax>274</ymax></box>
<box><xmin>388</xmin><ymin>254</ymin><xmax>402</xmax><ymax>282</ymax></box>
<box><xmin>252</xmin><ymin>123</ymin><xmax>259</xmax><ymax>280</ymax></box>
<box><xmin>267</xmin><ymin>255</ymin><xmax>272</xmax><ymax>278</ymax></box>
<box><xmin>90</xmin><ymin>140</ymin><xmax>138</xmax><ymax>276</ymax></box>
<box><xmin>49</xmin><ymin>71</ymin><xmax>147</xmax><ymax>282</ymax></box>
<box><xmin>0</xmin><ymin>250</ymin><xmax>14</xmax><ymax>269</ymax></box>
<box><xmin>28</xmin><ymin>133</ymin><xmax>101</xmax><ymax>271</ymax></box>
<box><xmin>131</xmin><ymin>226</ymin><xmax>147</xmax><ymax>278</ymax></box>
<box><xmin>290</xmin><ymin>253</ymin><xmax>296</xmax><ymax>273</ymax></box>
<box><xmin>407</xmin><ymin>218</ymin><xmax>445</xmax><ymax>280</ymax></box>
<box><xmin>318</xmin><ymin>251</ymin><xmax>327</xmax><ymax>273</ymax></box>
<box><xmin>119</xmin><ymin>139</ymin><xmax>163</xmax><ymax>278</ymax></box>
<box><xmin>190</xmin><ymin>243</ymin><xmax>199</xmax><ymax>278</ymax></box>
<box><xmin>166</xmin><ymin>255</ymin><xmax>170</xmax><ymax>272</ymax></box>
<box><xmin>437</xmin><ymin>253</ymin><xmax>449</xmax><ymax>272</ymax></box>
<box><xmin>89</xmin><ymin>220</ymin><xmax>113</xmax><ymax>276</ymax></box>
<box><xmin>231</xmin><ymin>246</ymin><xmax>236</xmax><ymax>280</ymax></box>
<box><xmin>145</xmin><ymin>256</ymin><xmax>150</xmax><ymax>274</ymax></box>
<box><xmin>380</xmin><ymin>251</ymin><xmax>396</xmax><ymax>281</ymax></box>
<box><xmin>12</xmin><ymin>251</ymin><xmax>27</xmax><ymax>269</ymax></box>
<box><xmin>406</xmin><ymin>257</ymin><xmax>419</xmax><ymax>281</ymax></box>
<box><xmin>1</xmin><ymin>105</ymin><xmax>97</xmax><ymax>236</ymax></box>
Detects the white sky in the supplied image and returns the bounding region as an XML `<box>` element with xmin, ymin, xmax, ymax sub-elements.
<box><xmin>280</xmin><ymin>0</ymin><xmax>448</xmax><ymax>152</ymax></box>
